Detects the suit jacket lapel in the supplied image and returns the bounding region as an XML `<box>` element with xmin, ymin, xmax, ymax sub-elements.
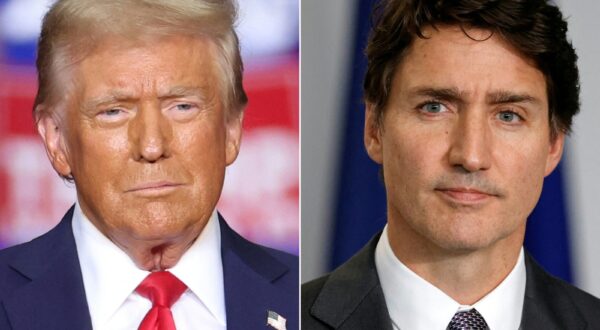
<box><xmin>309</xmin><ymin>234</ymin><xmax>392</xmax><ymax>329</ymax></box>
<box><xmin>219</xmin><ymin>214</ymin><xmax>295</xmax><ymax>330</ymax></box>
<box><xmin>520</xmin><ymin>252</ymin><xmax>586</xmax><ymax>330</ymax></box>
<box><xmin>309</xmin><ymin>236</ymin><xmax>589</xmax><ymax>330</ymax></box>
<box><xmin>2</xmin><ymin>206</ymin><xmax>92</xmax><ymax>330</ymax></box>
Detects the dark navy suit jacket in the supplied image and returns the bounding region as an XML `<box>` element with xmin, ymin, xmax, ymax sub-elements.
<box><xmin>0</xmin><ymin>206</ymin><xmax>298</xmax><ymax>330</ymax></box>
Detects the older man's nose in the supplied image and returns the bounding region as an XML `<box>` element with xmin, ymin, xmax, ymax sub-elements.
<box><xmin>130</xmin><ymin>104</ymin><xmax>172</xmax><ymax>162</ymax></box>
<box><xmin>448</xmin><ymin>112</ymin><xmax>492</xmax><ymax>173</ymax></box>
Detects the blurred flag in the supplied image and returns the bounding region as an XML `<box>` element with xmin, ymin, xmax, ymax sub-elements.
<box><xmin>0</xmin><ymin>0</ymin><xmax>299</xmax><ymax>254</ymax></box>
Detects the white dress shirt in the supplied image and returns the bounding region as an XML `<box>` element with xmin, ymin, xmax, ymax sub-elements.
<box><xmin>375</xmin><ymin>225</ymin><xmax>526</xmax><ymax>330</ymax></box>
<box><xmin>72</xmin><ymin>203</ymin><xmax>227</xmax><ymax>330</ymax></box>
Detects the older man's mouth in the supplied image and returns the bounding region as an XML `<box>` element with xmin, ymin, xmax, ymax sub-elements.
<box><xmin>126</xmin><ymin>181</ymin><xmax>184</xmax><ymax>196</ymax></box>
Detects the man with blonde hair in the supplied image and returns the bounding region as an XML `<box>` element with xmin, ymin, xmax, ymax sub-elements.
<box><xmin>0</xmin><ymin>1</ymin><xmax>297</xmax><ymax>329</ymax></box>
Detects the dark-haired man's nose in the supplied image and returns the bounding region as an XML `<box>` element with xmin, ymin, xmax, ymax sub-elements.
<box><xmin>448</xmin><ymin>111</ymin><xmax>492</xmax><ymax>173</ymax></box>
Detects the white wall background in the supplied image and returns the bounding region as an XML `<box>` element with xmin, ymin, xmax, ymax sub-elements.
<box><xmin>301</xmin><ymin>0</ymin><xmax>600</xmax><ymax>298</ymax></box>
<box><xmin>301</xmin><ymin>0</ymin><xmax>357</xmax><ymax>281</ymax></box>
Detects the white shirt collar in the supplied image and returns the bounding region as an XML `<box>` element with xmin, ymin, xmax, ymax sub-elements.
<box><xmin>72</xmin><ymin>202</ymin><xmax>226</xmax><ymax>329</ymax></box>
<box><xmin>169</xmin><ymin>210</ymin><xmax>226</xmax><ymax>325</ymax></box>
<box><xmin>375</xmin><ymin>225</ymin><xmax>525</xmax><ymax>330</ymax></box>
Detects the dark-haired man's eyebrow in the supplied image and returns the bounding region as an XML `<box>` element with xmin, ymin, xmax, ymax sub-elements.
<box><xmin>486</xmin><ymin>90</ymin><xmax>542</xmax><ymax>106</ymax></box>
<box><xmin>408</xmin><ymin>86</ymin><xmax>467</xmax><ymax>106</ymax></box>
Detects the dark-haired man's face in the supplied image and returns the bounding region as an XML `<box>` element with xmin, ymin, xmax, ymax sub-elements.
<box><xmin>365</xmin><ymin>26</ymin><xmax>564</xmax><ymax>255</ymax></box>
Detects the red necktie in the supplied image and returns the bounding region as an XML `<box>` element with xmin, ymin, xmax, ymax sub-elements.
<box><xmin>136</xmin><ymin>271</ymin><xmax>187</xmax><ymax>330</ymax></box>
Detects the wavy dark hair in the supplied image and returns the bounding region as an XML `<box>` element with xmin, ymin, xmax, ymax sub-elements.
<box><xmin>364</xmin><ymin>0</ymin><xmax>579</xmax><ymax>138</ymax></box>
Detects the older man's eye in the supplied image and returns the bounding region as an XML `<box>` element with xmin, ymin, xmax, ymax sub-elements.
<box><xmin>169</xmin><ymin>102</ymin><xmax>199</xmax><ymax>122</ymax></box>
<box><xmin>103</xmin><ymin>108</ymin><xmax>122</xmax><ymax>116</ymax></box>
<box><xmin>175</xmin><ymin>103</ymin><xmax>194</xmax><ymax>111</ymax></box>
<box><xmin>498</xmin><ymin>111</ymin><xmax>522</xmax><ymax>123</ymax></box>
<box><xmin>95</xmin><ymin>108</ymin><xmax>128</xmax><ymax>124</ymax></box>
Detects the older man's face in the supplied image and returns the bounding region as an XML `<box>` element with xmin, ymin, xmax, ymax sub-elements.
<box><xmin>41</xmin><ymin>36</ymin><xmax>242</xmax><ymax>248</ymax></box>
<box><xmin>365</xmin><ymin>26</ymin><xmax>564</xmax><ymax>252</ymax></box>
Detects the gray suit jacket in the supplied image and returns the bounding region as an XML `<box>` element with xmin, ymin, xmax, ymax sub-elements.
<box><xmin>302</xmin><ymin>234</ymin><xmax>600</xmax><ymax>329</ymax></box>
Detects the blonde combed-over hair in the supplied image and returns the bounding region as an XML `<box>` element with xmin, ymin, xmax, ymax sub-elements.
<box><xmin>34</xmin><ymin>0</ymin><xmax>248</xmax><ymax>118</ymax></box>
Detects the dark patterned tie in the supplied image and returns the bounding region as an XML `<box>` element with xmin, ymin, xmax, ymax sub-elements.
<box><xmin>447</xmin><ymin>308</ymin><xmax>490</xmax><ymax>330</ymax></box>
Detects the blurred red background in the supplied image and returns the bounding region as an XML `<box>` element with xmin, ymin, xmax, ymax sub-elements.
<box><xmin>0</xmin><ymin>0</ymin><xmax>299</xmax><ymax>254</ymax></box>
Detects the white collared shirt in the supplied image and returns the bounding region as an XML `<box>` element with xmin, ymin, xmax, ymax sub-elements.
<box><xmin>375</xmin><ymin>225</ymin><xmax>526</xmax><ymax>330</ymax></box>
<box><xmin>72</xmin><ymin>203</ymin><xmax>227</xmax><ymax>330</ymax></box>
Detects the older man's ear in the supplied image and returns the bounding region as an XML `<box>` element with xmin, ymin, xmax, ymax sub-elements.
<box><xmin>36</xmin><ymin>106</ymin><xmax>72</xmax><ymax>178</ymax></box>
<box><xmin>225</xmin><ymin>111</ymin><xmax>244</xmax><ymax>166</ymax></box>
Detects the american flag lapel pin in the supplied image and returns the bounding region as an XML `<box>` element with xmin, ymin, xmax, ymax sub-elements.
<box><xmin>266</xmin><ymin>310</ymin><xmax>287</xmax><ymax>330</ymax></box>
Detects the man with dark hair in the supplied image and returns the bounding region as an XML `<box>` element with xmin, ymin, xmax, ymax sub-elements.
<box><xmin>302</xmin><ymin>0</ymin><xmax>600</xmax><ymax>329</ymax></box>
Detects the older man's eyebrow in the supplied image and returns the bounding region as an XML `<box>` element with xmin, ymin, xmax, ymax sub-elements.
<box><xmin>81</xmin><ymin>86</ymin><xmax>210</xmax><ymax>111</ymax></box>
<box><xmin>81</xmin><ymin>91</ymin><xmax>137</xmax><ymax>111</ymax></box>
<box><xmin>486</xmin><ymin>90</ymin><xmax>542</xmax><ymax>106</ymax></box>
<box><xmin>158</xmin><ymin>86</ymin><xmax>208</xmax><ymax>100</ymax></box>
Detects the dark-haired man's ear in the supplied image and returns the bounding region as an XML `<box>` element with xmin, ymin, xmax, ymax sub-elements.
<box><xmin>364</xmin><ymin>103</ymin><xmax>383</xmax><ymax>164</ymax></box>
<box><xmin>544</xmin><ymin>131</ymin><xmax>565</xmax><ymax>177</ymax></box>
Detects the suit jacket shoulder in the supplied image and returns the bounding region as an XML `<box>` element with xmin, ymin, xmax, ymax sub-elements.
<box><xmin>301</xmin><ymin>234</ymin><xmax>392</xmax><ymax>330</ymax></box>
<box><xmin>219</xmin><ymin>215</ymin><xmax>299</xmax><ymax>330</ymax></box>
<box><xmin>303</xmin><ymin>232</ymin><xmax>600</xmax><ymax>330</ymax></box>
<box><xmin>521</xmin><ymin>253</ymin><xmax>600</xmax><ymax>329</ymax></box>
<box><xmin>0</xmin><ymin>209</ymin><xmax>299</xmax><ymax>330</ymax></box>
<box><xmin>0</xmin><ymin>207</ymin><xmax>92</xmax><ymax>330</ymax></box>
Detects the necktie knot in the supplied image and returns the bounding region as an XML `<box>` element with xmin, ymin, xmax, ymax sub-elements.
<box><xmin>136</xmin><ymin>271</ymin><xmax>187</xmax><ymax>308</ymax></box>
<box><xmin>447</xmin><ymin>308</ymin><xmax>489</xmax><ymax>330</ymax></box>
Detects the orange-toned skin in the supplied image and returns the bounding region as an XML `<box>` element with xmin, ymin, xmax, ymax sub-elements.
<box><xmin>38</xmin><ymin>35</ymin><xmax>243</xmax><ymax>271</ymax></box>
